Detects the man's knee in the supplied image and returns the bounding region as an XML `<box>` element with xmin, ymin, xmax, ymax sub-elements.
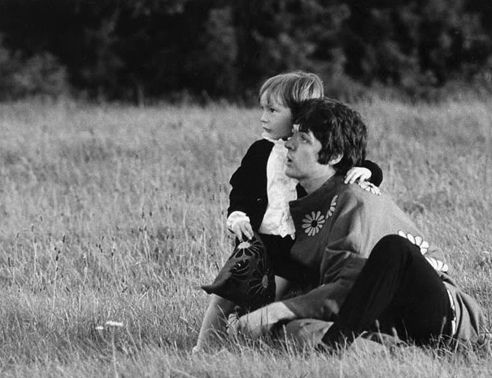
<box><xmin>370</xmin><ymin>234</ymin><xmax>419</xmax><ymax>262</ymax></box>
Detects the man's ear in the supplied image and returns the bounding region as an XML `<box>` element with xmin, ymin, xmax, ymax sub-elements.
<box><xmin>328</xmin><ymin>153</ymin><xmax>343</xmax><ymax>166</ymax></box>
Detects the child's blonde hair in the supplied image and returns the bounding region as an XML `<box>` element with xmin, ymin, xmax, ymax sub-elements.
<box><xmin>259</xmin><ymin>71</ymin><xmax>324</xmax><ymax>109</ymax></box>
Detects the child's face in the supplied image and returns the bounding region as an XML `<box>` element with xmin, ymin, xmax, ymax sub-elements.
<box><xmin>259</xmin><ymin>93</ymin><xmax>292</xmax><ymax>140</ymax></box>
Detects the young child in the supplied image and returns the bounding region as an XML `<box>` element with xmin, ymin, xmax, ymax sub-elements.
<box><xmin>193</xmin><ymin>72</ymin><xmax>383</xmax><ymax>352</ymax></box>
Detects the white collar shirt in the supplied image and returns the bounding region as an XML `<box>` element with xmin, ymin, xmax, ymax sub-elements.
<box><xmin>258</xmin><ymin>135</ymin><xmax>297</xmax><ymax>238</ymax></box>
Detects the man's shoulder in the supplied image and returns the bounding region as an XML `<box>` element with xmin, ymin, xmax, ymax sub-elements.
<box><xmin>340</xmin><ymin>181</ymin><xmax>383</xmax><ymax>200</ymax></box>
<box><xmin>333</xmin><ymin>181</ymin><xmax>387</xmax><ymax>213</ymax></box>
<box><xmin>336</xmin><ymin>181</ymin><xmax>409</xmax><ymax>228</ymax></box>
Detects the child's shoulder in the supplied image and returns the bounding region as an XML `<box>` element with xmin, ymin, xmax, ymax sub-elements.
<box><xmin>243</xmin><ymin>139</ymin><xmax>274</xmax><ymax>157</ymax></box>
<box><xmin>248</xmin><ymin>138</ymin><xmax>274</xmax><ymax>151</ymax></box>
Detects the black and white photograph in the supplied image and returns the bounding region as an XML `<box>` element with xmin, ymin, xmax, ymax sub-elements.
<box><xmin>0</xmin><ymin>1</ymin><xmax>491</xmax><ymax>376</ymax></box>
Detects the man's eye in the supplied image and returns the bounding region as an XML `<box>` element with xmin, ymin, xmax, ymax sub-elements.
<box><xmin>300</xmin><ymin>134</ymin><xmax>310</xmax><ymax>143</ymax></box>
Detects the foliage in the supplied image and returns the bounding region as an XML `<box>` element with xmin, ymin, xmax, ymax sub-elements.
<box><xmin>0</xmin><ymin>36</ymin><xmax>67</xmax><ymax>100</ymax></box>
<box><xmin>0</xmin><ymin>0</ymin><xmax>491</xmax><ymax>101</ymax></box>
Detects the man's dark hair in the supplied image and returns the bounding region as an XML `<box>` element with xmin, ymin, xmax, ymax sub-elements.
<box><xmin>293</xmin><ymin>98</ymin><xmax>367</xmax><ymax>174</ymax></box>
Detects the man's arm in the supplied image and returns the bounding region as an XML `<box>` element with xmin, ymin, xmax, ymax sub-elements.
<box><xmin>283</xmin><ymin>193</ymin><xmax>367</xmax><ymax>321</ymax></box>
<box><xmin>231</xmin><ymin>254</ymin><xmax>366</xmax><ymax>339</ymax></box>
<box><xmin>228</xmin><ymin>301</ymin><xmax>296</xmax><ymax>339</ymax></box>
<box><xmin>281</xmin><ymin>252</ymin><xmax>366</xmax><ymax>320</ymax></box>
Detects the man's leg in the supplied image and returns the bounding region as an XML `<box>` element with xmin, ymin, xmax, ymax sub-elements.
<box><xmin>322</xmin><ymin>235</ymin><xmax>452</xmax><ymax>348</ymax></box>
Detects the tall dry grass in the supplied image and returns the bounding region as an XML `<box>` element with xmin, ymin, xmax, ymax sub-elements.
<box><xmin>0</xmin><ymin>98</ymin><xmax>490</xmax><ymax>377</ymax></box>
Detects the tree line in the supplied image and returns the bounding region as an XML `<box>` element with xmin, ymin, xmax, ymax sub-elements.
<box><xmin>0</xmin><ymin>0</ymin><xmax>491</xmax><ymax>102</ymax></box>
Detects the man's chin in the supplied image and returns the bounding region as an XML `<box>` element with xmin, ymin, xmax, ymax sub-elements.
<box><xmin>285</xmin><ymin>167</ymin><xmax>297</xmax><ymax>179</ymax></box>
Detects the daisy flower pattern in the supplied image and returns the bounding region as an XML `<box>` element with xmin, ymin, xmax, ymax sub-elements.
<box><xmin>327</xmin><ymin>195</ymin><xmax>338</xmax><ymax>218</ymax></box>
<box><xmin>398</xmin><ymin>230</ymin><xmax>448</xmax><ymax>272</ymax></box>
<box><xmin>397</xmin><ymin>231</ymin><xmax>429</xmax><ymax>254</ymax></box>
<box><xmin>425</xmin><ymin>256</ymin><xmax>448</xmax><ymax>272</ymax></box>
<box><xmin>358</xmin><ymin>181</ymin><xmax>381</xmax><ymax>196</ymax></box>
<box><xmin>302</xmin><ymin>211</ymin><xmax>326</xmax><ymax>236</ymax></box>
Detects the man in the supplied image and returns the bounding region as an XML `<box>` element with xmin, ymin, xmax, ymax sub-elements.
<box><xmin>229</xmin><ymin>98</ymin><xmax>484</xmax><ymax>349</ymax></box>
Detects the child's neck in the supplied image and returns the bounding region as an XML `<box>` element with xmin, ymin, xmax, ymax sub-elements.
<box><xmin>262</xmin><ymin>132</ymin><xmax>290</xmax><ymax>143</ymax></box>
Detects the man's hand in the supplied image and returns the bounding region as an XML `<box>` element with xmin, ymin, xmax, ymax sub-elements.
<box><xmin>230</xmin><ymin>219</ymin><xmax>254</xmax><ymax>241</ymax></box>
<box><xmin>344</xmin><ymin>167</ymin><xmax>371</xmax><ymax>184</ymax></box>
<box><xmin>227</xmin><ymin>302</ymin><xmax>296</xmax><ymax>339</ymax></box>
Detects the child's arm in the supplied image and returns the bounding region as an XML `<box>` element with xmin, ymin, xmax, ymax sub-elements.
<box><xmin>362</xmin><ymin>160</ymin><xmax>383</xmax><ymax>186</ymax></box>
<box><xmin>344</xmin><ymin>160</ymin><xmax>383</xmax><ymax>186</ymax></box>
<box><xmin>228</xmin><ymin>140</ymin><xmax>272</xmax><ymax>233</ymax></box>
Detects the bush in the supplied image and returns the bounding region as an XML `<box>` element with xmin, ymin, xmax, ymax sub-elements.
<box><xmin>0</xmin><ymin>37</ymin><xmax>68</xmax><ymax>100</ymax></box>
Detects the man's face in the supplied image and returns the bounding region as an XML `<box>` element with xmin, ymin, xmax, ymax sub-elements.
<box><xmin>259</xmin><ymin>93</ymin><xmax>293</xmax><ymax>140</ymax></box>
<box><xmin>285</xmin><ymin>125</ymin><xmax>324</xmax><ymax>180</ymax></box>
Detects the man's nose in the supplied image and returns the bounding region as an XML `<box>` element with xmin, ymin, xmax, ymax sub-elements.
<box><xmin>285</xmin><ymin>137</ymin><xmax>293</xmax><ymax>150</ymax></box>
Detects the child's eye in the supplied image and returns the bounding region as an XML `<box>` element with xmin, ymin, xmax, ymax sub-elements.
<box><xmin>260</xmin><ymin>105</ymin><xmax>276</xmax><ymax>113</ymax></box>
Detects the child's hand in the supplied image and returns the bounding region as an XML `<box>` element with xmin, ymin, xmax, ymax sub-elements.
<box><xmin>230</xmin><ymin>220</ymin><xmax>254</xmax><ymax>241</ymax></box>
<box><xmin>344</xmin><ymin>167</ymin><xmax>372</xmax><ymax>184</ymax></box>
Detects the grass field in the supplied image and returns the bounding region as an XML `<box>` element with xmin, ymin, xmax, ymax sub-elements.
<box><xmin>0</xmin><ymin>98</ymin><xmax>491</xmax><ymax>377</ymax></box>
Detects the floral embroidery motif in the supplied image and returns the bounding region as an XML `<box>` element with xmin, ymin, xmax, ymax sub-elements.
<box><xmin>327</xmin><ymin>195</ymin><xmax>338</xmax><ymax>218</ymax></box>
<box><xmin>397</xmin><ymin>231</ymin><xmax>429</xmax><ymax>254</ymax></box>
<box><xmin>248</xmin><ymin>258</ymin><xmax>272</xmax><ymax>296</ymax></box>
<box><xmin>397</xmin><ymin>230</ymin><xmax>448</xmax><ymax>272</ymax></box>
<box><xmin>358</xmin><ymin>181</ymin><xmax>381</xmax><ymax>196</ymax></box>
<box><xmin>425</xmin><ymin>257</ymin><xmax>449</xmax><ymax>273</ymax></box>
<box><xmin>230</xmin><ymin>237</ymin><xmax>275</xmax><ymax>300</ymax></box>
<box><xmin>302</xmin><ymin>211</ymin><xmax>326</xmax><ymax>236</ymax></box>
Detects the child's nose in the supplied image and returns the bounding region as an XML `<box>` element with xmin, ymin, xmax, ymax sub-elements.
<box><xmin>260</xmin><ymin>111</ymin><xmax>268</xmax><ymax>123</ymax></box>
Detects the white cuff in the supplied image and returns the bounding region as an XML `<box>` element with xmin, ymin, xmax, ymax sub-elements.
<box><xmin>227</xmin><ymin>211</ymin><xmax>251</xmax><ymax>231</ymax></box>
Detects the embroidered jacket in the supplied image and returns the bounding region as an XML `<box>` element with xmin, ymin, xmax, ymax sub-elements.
<box><xmin>282</xmin><ymin>175</ymin><xmax>485</xmax><ymax>343</ymax></box>
<box><xmin>228</xmin><ymin>139</ymin><xmax>383</xmax><ymax>231</ymax></box>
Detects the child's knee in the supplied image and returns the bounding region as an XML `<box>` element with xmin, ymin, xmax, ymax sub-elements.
<box><xmin>209</xmin><ymin>294</ymin><xmax>234</xmax><ymax>313</ymax></box>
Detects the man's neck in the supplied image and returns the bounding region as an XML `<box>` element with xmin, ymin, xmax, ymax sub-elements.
<box><xmin>299</xmin><ymin>170</ymin><xmax>336</xmax><ymax>194</ymax></box>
